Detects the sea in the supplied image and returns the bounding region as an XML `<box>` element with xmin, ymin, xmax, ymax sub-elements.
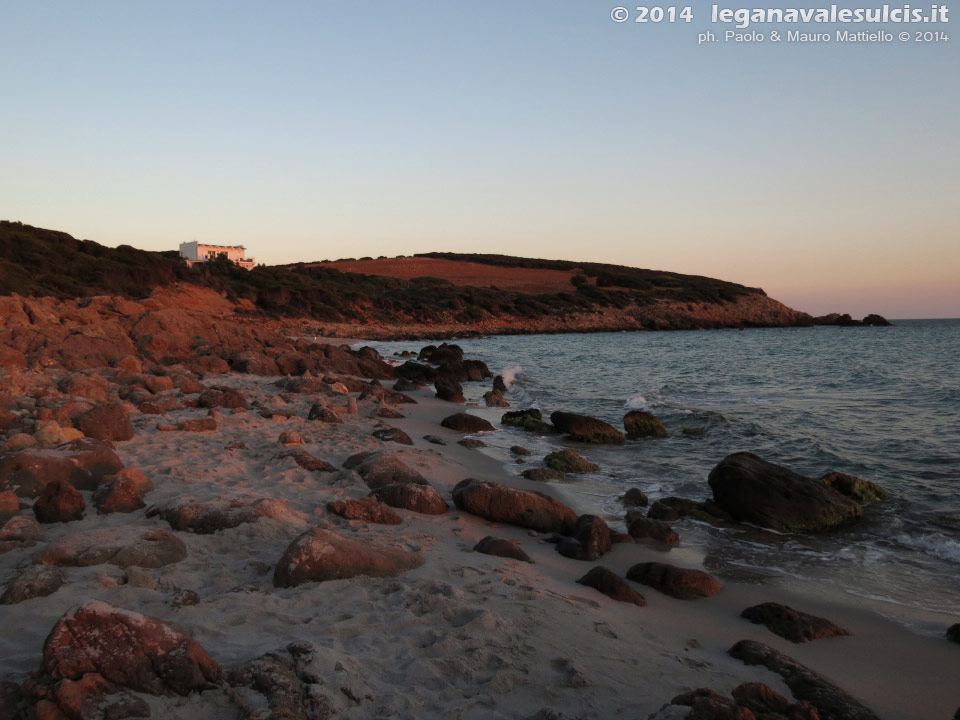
<box><xmin>361</xmin><ymin>319</ymin><xmax>960</xmax><ymax>631</ymax></box>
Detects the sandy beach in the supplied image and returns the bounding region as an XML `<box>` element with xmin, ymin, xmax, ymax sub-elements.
<box><xmin>1</xmin><ymin>342</ymin><xmax>957</xmax><ymax>719</ymax></box>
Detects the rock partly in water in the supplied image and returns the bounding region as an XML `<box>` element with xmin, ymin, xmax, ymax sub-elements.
<box><xmin>440</xmin><ymin>413</ymin><xmax>496</xmax><ymax>433</ymax></box>
<box><xmin>544</xmin><ymin>449</ymin><xmax>599</xmax><ymax>474</ymax></box>
<box><xmin>371</xmin><ymin>483</ymin><xmax>449</xmax><ymax>515</ymax></box>
<box><xmin>626</xmin><ymin>562</ymin><xmax>722</xmax><ymax>600</ymax></box>
<box><xmin>708</xmin><ymin>452</ymin><xmax>863</xmax><ymax>533</ymax></box>
<box><xmin>577</xmin><ymin>566</ymin><xmax>646</xmax><ymax>606</ymax></box>
<box><xmin>626</xmin><ymin>512</ymin><xmax>680</xmax><ymax>547</ymax></box>
<box><xmin>550</xmin><ymin>411</ymin><xmax>624</xmax><ymax>444</ymax></box>
<box><xmin>621</xmin><ymin>488</ymin><xmax>648</xmax><ymax>507</ymax></box>
<box><xmin>819</xmin><ymin>472</ymin><xmax>888</xmax><ymax>504</ymax></box>
<box><xmin>473</xmin><ymin>536</ymin><xmax>533</xmax><ymax>563</ymax></box>
<box><xmin>273</xmin><ymin>528</ymin><xmax>423</xmax><ymax>587</ymax></box>
<box><xmin>521</xmin><ymin>468</ymin><xmax>565</xmax><ymax>482</ymax></box>
<box><xmin>623</xmin><ymin>410</ymin><xmax>667</xmax><ymax>439</ymax></box>
<box><xmin>501</xmin><ymin>409</ymin><xmax>553</xmax><ymax>433</ymax></box>
<box><xmin>458</xmin><ymin>438</ymin><xmax>486</xmax><ymax>449</ymax></box>
<box><xmin>741</xmin><ymin>602</ymin><xmax>851</xmax><ymax>644</ymax></box>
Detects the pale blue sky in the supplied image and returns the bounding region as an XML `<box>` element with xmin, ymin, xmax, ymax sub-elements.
<box><xmin>1</xmin><ymin>1</ymin><xmax>957</xmax><ymax>317</ymax></box>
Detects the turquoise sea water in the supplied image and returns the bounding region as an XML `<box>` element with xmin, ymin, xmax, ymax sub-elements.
<box><xmin>365</xmin><ymin>320</ymin><xmax>960</xmax><ymax>627</ymax></box>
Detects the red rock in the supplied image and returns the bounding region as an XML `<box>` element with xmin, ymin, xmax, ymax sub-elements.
<box><xmin>343</xmin><ymin>451</ymin><xmax>427</xmax><ymax>489</ymax></box>
<box><xmin>626</xmin><ymin>562</ymin><xmax>722</xmax><ymax>600</ymax></box>
<box><xmin>440</xmin><ymin>413</ymin><xmax>496</xmax><ymax>433</ymax></box>
<box><xmin>473</xmin><ymin>536</ymin><xmax>532</xmax><ymax>562</ymax></box>
<box><xmin>626</xmin><ymin>512</ymin><xmax>680</xmax><ymax>547</ymax></box>
<box><xmin>435</xmin><ymin>377</ymin><xmax>465</xmax><ymax>403</ymax></box>
<box><xmin>144</xmin><ymin>375</ymin><xmax>174</xmax><ymax>394</ymax></box>
<box><xmin>33</xmin><ymin>479</ymin><xmax>85</xmax><ymax>523</ymax></box>
<box><xmin>730</xmin><ymin>682</ymin><xmax>792</xmax><ymax>715</ymax></box>
<box><xmin>452</xmin><ymin>479</ymin><xmax>577</xmax><ymax>533</ymax></box>
<box><xmin>325</xmin><ymin>497</ymin><xmax>402</xmax><ymax>524</ymax></box>
<box><xmin>371</xmin><ymin>483</ymin><xmax>449</xmax><ymax>515</ymax></box>
<box><xmin>42</xmin><ymin>601</ymin><xmax>221</xmax><ymax>695</ymax></box>
<box><xmin>77</xmin><ymin>404</ymin><xmax>134</xmax><ymax>442</ymax></box>
<box><xmin>372</xmin><ymin>427</ymin><xmax>413</xmax><ymax>445</ymax></box>
<box><xmin>198</xmin><ymin>386</ymin><xmax>247</xmax><ymax>409</ymax></box>
<box><xmin>0</xmin><ymin>489</ymin><xmax>19</xmax><ymax>522</ymax></box>
<box><xmin>274</xmin><ymin>528</ymin><xmax>423</xmax><ymax>587</ymax></box>
<box><xmin>93</xmin><ymin>468</ymin><xmax>154</xmax><ymax>514</ymax></box>
<box><xmin>577</xmin><ymin>566</ymin><xmax>646</xmax><ymax>606</ymax></box>
<box><xmin>57</xmin><ymin>374</ymin><xmax>109</xmax><ymax>403</ymax></box>
<box><xmin>291</xmin><ymin>451</ymin><xmax>336</xmax><ymax>473</ymax></box>
<box><xmin>550</xmin><ymin>411</ymin><xmax>624</xmax><ymax>444</ymax></box>
<box><xmin>233</xmin><ymin>352</ymin><xmax>280</xmax><ymax>376</ymax></box>
<box><xmin>741</xmin><ymin>602</ymin><xmax>850</xmax><ymax>644</ymax></box>
<box><xmin>115</xmin><ymin>355</ymin><xmax>143</xmax><ymax>374</ymax></box>
<box><xmin>177</xmin><ymin>417</ymin><xmax>217</xmax><ymax>432</ymax></box>
<box><xmin>35</xmin><ymin>528</ymin><xmax>186</xmax><ymax>568</ymax></box>
<box><xmin>0</xmin><ymin>515</ymin><xmax>45</xmax><ymax>542</ymax></box>
<box><xmin>0</xmin><ymin>345</ymin><xmax>27</xmax><ymax>369</ymax></box>
<box><xmin>152</xmin><ymin>497</ymin><xmax>302</xmax><ymax>534</ymax></box>
<box><xmin>556</xmin><ymin>514</ymin><xmax>612</xmax><ymax>561</ymax></box>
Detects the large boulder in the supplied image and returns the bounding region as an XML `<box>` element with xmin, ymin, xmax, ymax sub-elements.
<box><xmin>623</xmin><ymin>410</ymin><xmax>667</xmax><ymax>439</ymax></box>
<box><xmin>626</xmin><ymin>562</ymin><xmax>722</xmax><ymax>600</ymax></box>
<box><xmin>741</xmin><ymin>602</ymin><xmax>851</xmax><ymax>643</ymax></box>
<box><xmin>41</xmin><ymin>601</ymin><xmax>221</xmax><ymax>695</ymax></box>
<box><xmin>342</xmin><ymin>450</ymin><xmax>427</xmax><ymax>489</ymax></box>
<box><xmin>371</xmin><ymin>483</ymin><xmax>449</xmax><ymax>515</ymax></box>
<box><xmin>58</xmin><ymin>374</ymin><xmax>110</xmax><ymax>404</ymax></box>
<box><xmin>708</xmin><ymin>452</ymin><xmax>864</xmax><ymax>533</ymax></box>
<box><xmin>440</xmin><ymin>413</ymin><xmax>496</xmax><ymax>433</ymax></box>
<box><xmin>452</xmin><ymin>479</ymin><xmax>577</xmax><ymax>534</ymax></box>
<box><xmin>77</xmin><ymin>404</ymin><xmax>134</xmax><ymax>442</ymax></box>
<box><xmin>273</xmin><ymin>528</ymin><xmax>423</xmax><ymax>587</ymax></box>
<box><xmin>550</xmin><ymin>412</ymin><xmax>624</xmax><ymax>444</ymax></box>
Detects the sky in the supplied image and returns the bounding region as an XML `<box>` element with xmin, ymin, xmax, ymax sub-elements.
<box><xmin>1</xmin><ymin>1</ymin><xmax>957</xmax><ymax>318</ymax></box>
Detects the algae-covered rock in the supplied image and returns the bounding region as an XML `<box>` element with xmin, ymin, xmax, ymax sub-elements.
<box><xmin>819</xmin><ymin>472</ymin><xmax>888</xmax><ymax>504</ymax></box>
<box><xmin>624</xmin><ymin>410</ymin><xmax>667</xmax><ymax>439</ymax></box>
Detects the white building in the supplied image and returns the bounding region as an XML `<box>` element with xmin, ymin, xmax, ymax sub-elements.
<box><xmin>179</xmin><ymin>241</ymin><xmax>256</xmax><ymax>270</ymax></box>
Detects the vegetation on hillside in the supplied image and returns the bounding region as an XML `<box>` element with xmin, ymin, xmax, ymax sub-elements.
<box><xmin>0</xmin><ymin>221</ymin><xmax>782</xmax><ymax>328</ymax></box>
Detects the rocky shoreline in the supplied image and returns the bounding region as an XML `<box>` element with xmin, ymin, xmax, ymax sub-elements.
<box><xmin>0</xmin><ymin>287</ymin><xmax>949</xmax><ymax>720</ymax></box>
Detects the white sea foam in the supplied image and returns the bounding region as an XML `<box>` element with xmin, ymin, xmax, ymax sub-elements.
<box><xmin>500</xmin><ymin>365</ymin><xmax>523</xmax><ymax>388</ymax></box>
<box><xmin>895</xmin><ymin>532</ymin><xmax>960</xmax><ymax>564</ymax></box>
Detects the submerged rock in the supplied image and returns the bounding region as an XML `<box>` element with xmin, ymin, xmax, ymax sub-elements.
<box><xmin>621</xmin><ymin>488</ymin><xmax>648</xmax><ymax>507</ymax></box>
<box><xmin>741</xmin><ymin>602</ymin><xmax>851</xmax><ymax>643</ymax></box>
<box><xmin>501</xmin><ymin>408</ymin><xmax>553</xmax><ymax>433</ymax></box>
<box><xmin>708</xmin><ymin>452</ymin><xmax>863</xmax><ymax>533</ymax></box>
<box><xmin>544</xmin><ymin>449</ymin><xmax>598</xmax><ymax>474</ymax></box>
<box><xmin>819</xmin><ymin>472</ymin><xmax>888</xmax><ymax>504</ymax></box>
<box><xmin>623</xmin><ymin>410</ymin><xmax>667</xmax><ymax>439</ymax></box>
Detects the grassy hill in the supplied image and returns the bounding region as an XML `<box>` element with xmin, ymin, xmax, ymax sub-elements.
<box><xmin>0</xmin><ymin>221</ymin><xmax>805</xmax><ymax>332</ymax></box>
